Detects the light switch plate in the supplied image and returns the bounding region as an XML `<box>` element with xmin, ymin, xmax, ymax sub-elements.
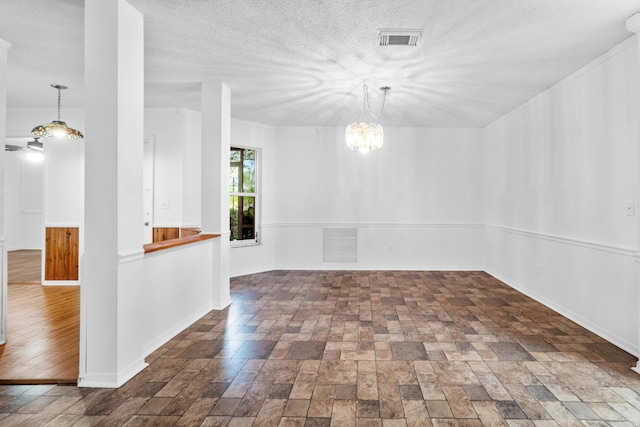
<box><xmin>625</xmin><ymin>200</ymin><xmax>634</xmax><ymax>216</ymax></box>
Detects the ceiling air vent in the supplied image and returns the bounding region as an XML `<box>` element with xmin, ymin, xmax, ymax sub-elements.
<box><xmin>378</xmin><ymin>29</ymin><xmax>422</xmax><ymax>46</ymax></box>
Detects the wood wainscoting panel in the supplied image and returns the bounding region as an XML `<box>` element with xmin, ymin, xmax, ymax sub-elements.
<box><xmin>45</xmin><ymin>227</ymin><xmax>79</xmax><ymax>281</ymax></box>
<box><xmin>180</xmin><ymin>227</ymin><xmax>201</xmax><ymax>238</ymax></box>
<box><xmin>153</xmin><ymin>227</ymin><xmax>180</xmax><ymax>242</ymax></box>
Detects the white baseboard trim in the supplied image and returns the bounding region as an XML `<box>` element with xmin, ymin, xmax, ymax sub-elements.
<box><xmin>231</xmin><ymin>266</ymin><xmax>273</xmax><ymax>278</ymax></box>
<box><xmin>6</xmin><ymin>247</ymin><xmax>42</xmax><ymax>252</ymax></box>
<box><xmin>142</xmin><ymin>303</ymin><xmax>213</xmax><ymax>357</ymax></box>
<box><xmin>42</xmin><ymin>280</ymin><xmax>79</xmax><ymax>287</ymax></box>
<box><xmin>275</xmin><ymin>265</ymin><xmax>485</xmax><ymax>272</ymax></box>
<box><xmin>212</xmin><ymin>297</ymin><xmax>232</xmax><ymax>311</ymax></box>
<box><xmin>118</xmin><ymin>250</ymin><xmax>145</xmax><ymax>264</ymax></box>
<box><xmin>77</xmin><ymin>358</ymin><xmax>148</xmax><ymax>388</ymax></box>
<box><xmin>485</xmin><ymin>268</ymin><xmax>639</xmax><ymax>357</ymax></box>
<box><xmin>263</xmin><ymin>222</ymin><xmax>483</xmax><ymax>229</ymax></box>
<box><xmin>117</xmin><ymin>359</ymin><xmax>149</xmax><ymax>387</ymax></box>
<box><xmin>77</xmin><ymin>373</ymin><xmax>118</xmax><ymax>388</ymax></box>
<box><xmin>232</xmin><ymin>265</ymin><xmax>485</xmax><ymax>277</ymax></box>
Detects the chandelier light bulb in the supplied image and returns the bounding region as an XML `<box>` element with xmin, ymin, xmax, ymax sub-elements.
<box><xmin>345</xmin><ymin>85</ymin><xmax>389</xmax><ymax>153</ymax></box>
<box><xmin>26</xmin><ymin>151</ymin><xmax>44</xmax><ymax>163</ymax></box>
<box><xmin>345</xmin><ymin>122</ymin><xmax>384</xmax><ymax>152</ymax></box>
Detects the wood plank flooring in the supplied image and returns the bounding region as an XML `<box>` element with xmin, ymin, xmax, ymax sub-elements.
<box><xmin>7</xmin><ymin>250</ymin><xmax>41</xmax><ymax>284</ymax></box>
<box><xmin>0</xmin><ymin>250</ymin><xmax>79</xmax><ymax>384</ymax></box>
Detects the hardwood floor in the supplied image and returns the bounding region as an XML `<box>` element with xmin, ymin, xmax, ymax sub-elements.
<box><xmin>0</xmin><ymin>250</ymin><xmax>79</xmax><ymax>384</ymax></box>
<box><xmin>7</xmin><ymin>250</ymin><xmax>41</xmax><ymax>284</ymax></box>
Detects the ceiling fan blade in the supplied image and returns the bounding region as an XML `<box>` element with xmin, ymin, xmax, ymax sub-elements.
<box><xmin>27</xmin><ymin>138</ymin><xmax>43</xmax><ymax>151</ymax></box>
<box><xmin>5</xmin><ymin>144</ymin><xmax>25</xmax><ymax>151</ymax></box>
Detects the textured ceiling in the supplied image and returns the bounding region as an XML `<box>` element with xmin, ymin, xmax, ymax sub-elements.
<box><xmin>1</xmin><ymin>0</ymin><xmax>639</xmax><ymax>127</ymax></box>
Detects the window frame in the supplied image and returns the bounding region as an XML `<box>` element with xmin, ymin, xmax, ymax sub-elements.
<box><xmin>229</xmin><ymin>145</ymin><xmax>261</xmax><ymax>247</ymax></box>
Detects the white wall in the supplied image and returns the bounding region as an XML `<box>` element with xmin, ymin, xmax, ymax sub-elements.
<box><xmin>230</xmin><ymin>124</ymin><xmax>485</xmax><ymax>276</ymax></box>
<box><xmin>44</xmin><ymin>140</ymin><xmax>84</xmax><ymax>228</ymax></box>
<box><xmin>4</xmin><ymin>151</ymin><xmax>42</xmax><ymax>250</ymax></box>
<box><xmin>229</xmin><ymin>119</ymin><xmax>274</xmax><ymax>276</ymax></box>
<box><xmin>142</xmin><ymin>238</ymin><xmax>216</xmax><ymax>356</ymax></box>
<box><xmin>145</xmin><ymin>107</ymin><xmax>203</xmax><ymax>229</ymax></box>
<box><xmin>484</xmin><ymin>36</ymin><xmax>640</xmax><ymax>355</ymax></box>
<box><xmin>145</xmin><ymin>108</ymin><xmax>185</xmax><ymax>227</ymax></box>
<box><xmin>7</xmin><ymin>110</ymin><xmax>485</xmax><ymax>277</ymax></box>
<box><xmin>6</xmin><ymin>108</ymin><xmax>84</xmax><ymax>256</ymax></box>
<box><xmin>182</xmin><ymin>108</ymin><xmax>201</xmax><ymax>227</ymax></box>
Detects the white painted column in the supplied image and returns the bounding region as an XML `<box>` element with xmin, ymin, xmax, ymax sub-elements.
<box><xmin>626</xmin><ymin>13</ymin><xmax>640</xmax><ymax>373</ymax></box>
<box><xmin>201</xmin><ymin>82</ymin><xmax>231</xmax><ymax>309</ymax></box>
<box><xmin>81</xmin><ymin>0</ymin><xmax>146</xmax><ymax>387</ymax></box>
<box><xmin>0</xmin><ymin>40</ymin><xmax>10</xmax><ymax>345</ymax></box>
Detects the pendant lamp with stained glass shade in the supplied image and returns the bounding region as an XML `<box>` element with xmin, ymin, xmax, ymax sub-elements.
<box><xmin>32</xmin><ymin>84</ymin><xmax>84</xmax><ymax>140</ymax></box>
<box><xmin>345</xmin><ymin>85</ymin><xmax>390</xmax><ymax>153</ymax></box>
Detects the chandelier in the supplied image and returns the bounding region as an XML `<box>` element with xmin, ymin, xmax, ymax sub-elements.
<box><xmin>345</xmin><ymin>85</ymin><xmax>390</xmax><ymax>152</ymax></box>
<box><xmin>32</xmin><ymin>84</ymin><xmax>84</xmax><ymax>140</ymax></box>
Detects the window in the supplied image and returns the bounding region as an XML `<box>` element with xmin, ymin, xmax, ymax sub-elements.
<box><xmin>230</xmin><ymin>147</ymin><xmax>258</xmax><ymax>243</ymax></box>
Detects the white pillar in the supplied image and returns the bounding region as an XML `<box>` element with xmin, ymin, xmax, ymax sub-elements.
<box><xmin>201</xmin><ymin>82</ymin><xmax>231</xmax><ymax>309</ymax></box>
<box><xmin>81</xmin><ymin>0</ymin><xmax>145</xmax><ymax>387</ymax></box>
<box><xmin>0</xmin><ymin>40</ymin><xmax>10</xmax><ymax>345</ymax></box>
<box><xmin>626</xmin><ymin>13</ymin><xmax>640</xmax><ymax>374</ymax></box>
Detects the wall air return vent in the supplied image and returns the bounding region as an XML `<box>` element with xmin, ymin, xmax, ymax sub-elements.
<box><xmin>378</xmin><ymin>29</ymin><xmax>422</xmax><ymax>46</ymax></box>
<box><xmin>323</xmin><ymin>228</ymin><xmax>357</xmax><ymax>264</ymax></box>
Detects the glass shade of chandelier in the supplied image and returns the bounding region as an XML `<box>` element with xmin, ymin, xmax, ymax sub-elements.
<box><xmin>32</xmin><ymin>84</ymin><xmax>84</xmax><ymax>140</ymax></box>
<box><xmin>345</xmin><ymin>85</ymin><xmax>390</xmax><ymax>153</ymax></box>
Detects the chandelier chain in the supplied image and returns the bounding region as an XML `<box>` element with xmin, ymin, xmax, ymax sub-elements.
<box><xmin>362</xmin><ymin>84</ymin><xmax>388</xmax><ymax>121</ymax></box>
<box><xmin>57</xmin><ymin>87</ymin><xmax>61</xmax><ymax>120</ymax></box>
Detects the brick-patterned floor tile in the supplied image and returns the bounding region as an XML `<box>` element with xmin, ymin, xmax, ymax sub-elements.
<box><xmin>1</xmin><ymin>270</ymin><xmax>640</xmax><ymax>425</ymax></box>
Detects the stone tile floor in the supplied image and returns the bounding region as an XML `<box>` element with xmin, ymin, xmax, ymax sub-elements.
<box><xmin>1</xmin><ymin>270</ymin><xmax>640</xmax><ymax>426</ymax></box>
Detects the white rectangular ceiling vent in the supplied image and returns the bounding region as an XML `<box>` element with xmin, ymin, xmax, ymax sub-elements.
<box><xmin>378</xmin><ymin>29</ymin><xmax>422</xmax><ymax>46</ymax></box>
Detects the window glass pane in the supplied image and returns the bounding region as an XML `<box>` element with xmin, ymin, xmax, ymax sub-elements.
<box><xmin>240</xmin><ymin>196</ymin><xmax>255</xmax><ymax>240</ymax></box>
<box><xmin>230</xmin><ymin>195</ymin><xmax>239</xmax><ymax>241</ymax></box>
<box><xmin>230</xmin><ymin>150</ymin><xmax>241</xmax><ymax>163</ymax></box>
<box><xmin>242</xmin><ymin>152</ymin><xmax>255</xmax><ymax>192</ymax></box>
<box><xmin>230</xmin><ymin>149</ymin><xmax>241</xmax><ymax>193</ymax></box>
<box><xmin>229</xmin><ymin>195</ymin><xmax>255</xmax><ymax>241</ymax></box>
<box><xmin>229</xmin><ymin>166</ymin><xmax>239</xmax><ymax>193</ymax></box>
